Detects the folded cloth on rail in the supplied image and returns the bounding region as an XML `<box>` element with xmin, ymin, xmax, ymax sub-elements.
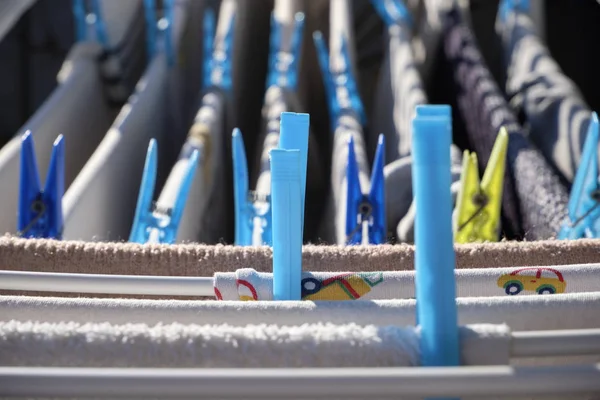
<box><xmin>2</xmin><ymin>292</ymin><xmax>599</xmax><ymax>333</ymax></box>
<box><xmin>0</xmin><ymin>322</ymin><xmax>508</xmax><ymax>368</ymax></box>
<box><xmin>3</xmin><ymin>236</ymin><xmax>600</xmax><ymax>276</ymax></box>
<box><xmin>213</xmin><ymin>264</ymin><xmax>600</xmax><ymax>301</ymax></box>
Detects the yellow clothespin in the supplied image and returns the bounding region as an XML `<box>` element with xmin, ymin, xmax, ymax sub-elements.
<box><xmin>454</xmin><ymin>127</ymin><xmax>509</xmax><ymax>243</ymax></box>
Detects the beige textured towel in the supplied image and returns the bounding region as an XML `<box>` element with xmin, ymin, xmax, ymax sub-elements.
<box><xmin>2</xmin><ymin>236</ymin><xmax>600</xmax><ymax>277</ymax></box>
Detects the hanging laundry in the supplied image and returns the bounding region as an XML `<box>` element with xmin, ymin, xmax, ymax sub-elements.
<box><xmin>442</xmin><ymin>7</ymin><xmax>569</xmax><ymax>240</ymax></box>
<box><xmin>497</xmin><ymin>3</ymin><xmax>592</xmax><ymax>184</ymax></box>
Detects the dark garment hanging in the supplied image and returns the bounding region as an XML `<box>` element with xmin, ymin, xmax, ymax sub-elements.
<box><xmin>442</xmin><ymin>8</ymin><xmax>569</xmax><ymax>240</ymax></box>
<box><xmin>497</xmin><ymin>10</ymin><xmax>592</xmax><ymax>185</ymax></box>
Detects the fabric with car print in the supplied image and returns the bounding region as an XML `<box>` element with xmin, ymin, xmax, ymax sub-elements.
<box><xmin>212</xmin><ymin>264</ymin><xmax>600</xmax><ymax>301</ymax></box>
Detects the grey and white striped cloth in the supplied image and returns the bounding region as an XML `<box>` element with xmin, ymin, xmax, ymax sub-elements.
<box><xmin>497</xmin><ymin>10</ymin><xmax>593</xmax><ymax>184</ymax></box>
<box><xmin>443</xmin><ymin>8</ymin><xmax>569</xmax><ymax>240</ymax></box>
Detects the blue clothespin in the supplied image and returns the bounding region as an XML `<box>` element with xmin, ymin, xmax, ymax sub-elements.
<box><xmin>270</xmin><ymin>149</ymin><xmax>303</xmax><ymax>301</ymax></box>
<box><xmin>143</xmin><ymin>0</ymin><xmax>175</xmax><ymax>65</ymax></box>
<box><xmin>412</xmin><ymin>105</ymin><xmax>459</xmax><ymax>390</ymax></box>
<box><xmin>266</xmin><ymin>12</ymin><xmax>305</xmax><ymax>91</ymax></box>
<box><xmin>369</xmin><ymin>0</ymin><xmax>413</xmax><ymax>27</ymax></box>
<box><xmin>312</xmin><ymin>31</ymin><xmax>366</xmax><ymax>130</ymax></box>
<box><xmin>499</xmin><ymin>0</ymin><xmax>530</xmax><ymax>21</ymax></box>
<box><xmin>17</xmin><ymin>131</ymin><xmax>65</xmax><ymax>239</ymax></box>
<box><xmin>232</xmin><ymin>129</ymin><xmax>272</xmax><ymax>246</ymax></box>
<box><xmin>346</xmin><ymin>134</ymin><xmax>386</xmax><ymax>244</ymax></box>
<box><xmin>559</xmin><ymin>112</ymin><xmax>600</xmax><ymax>240</ymax></box>
<box><xmin>202</xmin><ymin>6</ymin><xmax>235</xmax><ymax>93</ymax></box>
<box><xmin>232</xmin><ymin>113</ymin><xmax>310</xmax><ymax>246</ymax></box>
<box><xmin>73</xmin><ymin>0</ymin><xmax>108</xmax><ymax>46</ymax></box>
<box><xmin>129</xmin><ymin>139</ymin><xmax>199</xmax><ymax>244</ymax></box>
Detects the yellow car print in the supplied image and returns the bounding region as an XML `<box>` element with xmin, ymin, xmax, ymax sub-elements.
<box><xmin>497</xmin><ymin>268</ymin><xmax>566</xmax><ymax>295</ymax></box>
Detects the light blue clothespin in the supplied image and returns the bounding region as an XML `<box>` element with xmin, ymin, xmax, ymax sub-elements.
<box><xmin>232</xmin><ymin>113</ymin><xmax>310</xmax><ymax>246</ymax></box>
<box><xmin>202</xmin><ymin>7</ymin><xmax>235</xmax><ymax>93</ymax></box>
<box><xmin>346</xmin><ymin>134</ymin><xmax>386</xmax><ymax>244</ymax></box>
<box><xmin>369</xmin><ymin>0</ymin><xmax>413</xmax><ymax>27</ymax></box>
<box><xmin>270</xmin><ymin>149</ymin><xmax>303</xmax><ymax>301</ymax></box>
<box><xmin>312</xmin><ymin>31</ymin><xmax>366</xmax><ymax>131</ymax></box>
<box><xmin>129</xmin><ymin>139</ymin><xmax>199</xmax><ymax>244</ymax></box>
<box><xmin>499</xmin><ymin>0</ymin><xmax>530</xmax><ymax>21</ymax></box>
<box><xmin>412</xmin><ymin>105</ymin><xmax>459</xmax><ymax>395</ymax></box>
<box><xmin>559</xmin><ymin>112</ymin><xmax>600</xmax><ymax>240</ymax></box>
<box><xmin>73</xmin><ymin>0</ymin><xmax>108</xmax><ymax>46</ymax></box>
<box><xmin>17</xmin><ymin>131</ymin><xmax>65</xmax><ymax>239</ymax></box>
<box><xmin>143</xmin><ymin>0</ymin><xmax>175</xmax><ymax>65</ymax></box>
<box><xmin>266</xmin><ymin>12</ymin><xmax>305</xmax><ymax>91</ymax></box>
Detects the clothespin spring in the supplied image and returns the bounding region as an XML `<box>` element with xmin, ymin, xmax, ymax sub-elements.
<box><xmin>16</xmin><ymin>198</ymin><xmax>46</xmax><ymax>238</ymax></box>
<box><xmin>456</xmin><ymin>192</ymin><xmax>489</xmax><ymax>233</ymax></box>
<box><xmin>346</xmin><ymin>200</ymin><xmax>373</xmax><ymax>244</ymax></box>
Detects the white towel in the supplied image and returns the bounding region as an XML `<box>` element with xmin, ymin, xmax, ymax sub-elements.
<box><xmin>0</xmin><ymin>321</ymin><xmax>508</xmax><ymax>368</ymax></box>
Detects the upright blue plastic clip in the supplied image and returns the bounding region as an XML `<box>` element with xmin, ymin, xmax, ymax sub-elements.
<box><xmin>129</xmin><ymin>139</ymin><xmax>200</xmax><ymax>244</ymax></box>
<box><xmin>499</xmin><ymin>0</ymin><xmax>530</xmax><ymax>22</ymax></box>
<box><xmin>17</xmin><ymin>131</ymin><xmax>65</xmax><ymax>239</ymax></box>
<box><xmin>202</xmin><ymin>5</ymin><xmax>235</xmax><ymax>92</ymax></box>
<box><xmin>412</xmin><ymin>105</ymin><xmax>459</xmax><ymax>389</ymax></box>
<box><xmin>266</xmin><ymin>12</ymin><xmax>305</xmax><ymax>91</ymax></box>
<box><xmin>143</xmin><ymin>0</ymin><xmax>175</xmax><ymax>65</ymax></box>
<box><xmin>559</xmin><ymin>112</ymin><xmax>600</xmax><ymax>240</ymax></box>
<box><xmin>232</xmin><ymin>129</ymin><xmax>272</xmax><ymax>246</ymax></box>
<box><xmin>369</xmin><ymin>0</ymin><xmax>413</xmax><ymax>27</ymax></box>
<box><xmin>73</xmin><ymin>0</ymin><xmax>108</xmax><ymax>46</ymax></box>
<box><xmin>232</xmin><ymin>112</ymin><xmax>310</xmax><ymax>246</ymax></box>
<box><xmin>346</xmin><ymin>134</ymin><xmax>386</xmax><ymax>244</ymax></box>
<box><xmin>312</xmin><ymin>31</ymin><xmax>366</xmax><ymax>130</ymax></box>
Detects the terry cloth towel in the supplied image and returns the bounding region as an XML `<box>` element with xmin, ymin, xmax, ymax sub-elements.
<box><xmin>2</xmin><ymin>292</ymin><xmax>599</xmax><ymax>333</ymax></box>
<box><xmin>213</xmin><ymin>264</ymin><xmax>600</xmax><ymax>301</ymax></box>
<box><xmin>0</xmin><ymin>322</ymin><xmax>509</xmax><ymax>368</ymax></box>
<box><xmin>443</xmin><ymin>7</ymin><xmax>569</xmax><ymax>240</ymax></box>
<box><xmin>3</xmin><ymin>236</ymin><xmax>600</xmax><ymax>277</ymax></box>
<box><xmin>497</xmin><ymin>9</ymin><xmax>592</xmax><ymax>184</ymax></box>
<box><xmin>371</xmin><ymin>20</ymin><xmax>463</xmax><ymax>243</ymax></box>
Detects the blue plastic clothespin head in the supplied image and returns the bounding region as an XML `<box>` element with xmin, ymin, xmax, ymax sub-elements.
<box><xmin>312</xmin><ymin>31</ymin><xmax>366</xmax><ymax>132</ymax></box>
<box><xmin>18</xmin><ymin>131</ymin><xmax>65</xmax><ymax>239</ymax></box>
<box><xmin>129</xmin><ymin>139</ymin><xmax>200</xmax><ymax>244</ymax></box>
<box><xmin>499</xmin><ymin>0</ymin><xmax>530</xmax><ymax>21</ymax></box>
<box><xmin>369</xmin><ymin>0</ymin><xmax>413</xmax><ymax>27</ymax></box>
<box><xmin>143</xmin><ymin>0</ymin><xmax>175</xmax><ymax>65</ymax></box>
<box><xmin>266</xmin><ymin>12</ymin><xmax>305</xmax><ymax>91</ymax></box>
<box><xmin>202</xmin><ymin>5</ymin><xmax>235</xmax><ymax>93</ymax></box>
<box><xmin>232</xmin><ymin>129</ymin><xmax>272</xmax><ymax>246</ymax></box>
<box><xmin>345</xmin><ymin>134</ymin><xmax>386</xmax><ymax>245</ymax></box>
<box><xmin>559</xmin><ymin>112</ymin><xmax>600</xmax><ymax>240</ymax></box>
<box><xmin>73</xmin><ymin>0</ymin><xmax>108</xmax><ymax>46</ymax></box>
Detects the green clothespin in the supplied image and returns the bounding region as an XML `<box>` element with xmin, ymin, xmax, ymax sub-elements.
<box><xmin>454</xmin><ymin>128</ymin><xmax>509</xmax><ymax>243</ymax></box>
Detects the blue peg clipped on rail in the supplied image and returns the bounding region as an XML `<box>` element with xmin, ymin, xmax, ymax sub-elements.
<box><xmin>72</xmin><ymin>0</ymin><xmax>108</xmax><ymax>46</ymax></box>
<box><xmin>129</xmin><ymin>139</ymin><xmax>199</xmax><ymax>244</ymax></box>
<box><xmin>498</xmin><ymin>0</ymin><xmax>530</xmax><ymax>22</ymax></box>
<box><xmin>17</xmin><ymin>131</ymin><xmax>65</xmax><ymax>240</ymax></box>
<box><xmin>202</xmin><ymin>3</ymin><xmax>236</xmax><ymax>93</ymax></box>
<box><xmin>266</xmin><ymin>12</ymin><xmax>305</xmax><ymax>91</ymax></box>
<box><xmin>369</xmin><ymin>0</ymin><xmax>413</xmax><ymax>27</ymax></box>
<box><xmin>143</xmin><ymin>0</ymin><xmax>175</xmax><ymax>65</ymax></box>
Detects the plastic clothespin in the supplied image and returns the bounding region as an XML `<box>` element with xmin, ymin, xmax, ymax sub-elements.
<box><xmin>232</xmin><ymin>113</ymin><xmax>310</xmax><ymax>246</ymax></box>
<box><xmin>369</xmin><ymin>0</ymin><xmax>413</xmax><ymax>27</ymax></box>
<box><xmin>454</xmin><ymin>127</ymin><xmax>508</xmax><ymax>243</ymax></box>
<box><xmin>143</xmin><ymin>0</ymin><xmax>175</xmax><ymax>65</ymax></box>
<box><xmin>232</xmin><ymin>128</ymin><xmax>272</xmax><ymax>246</ymax></box>
<box><xmin>346</xmin><ymin>134</ymin><xmax>386</xmax><ymax>245</ymax></box>
<box><xmin>17</xmin><ymin>131</ymin><xmax>65</xmax><ymax>239</ymax></box>
<box><xmin>266</xmin><ymin>12</ymin><xmax>305</xmax><ymax>91</ymax></box>
<box><xmin>499</xmin><ymin>0</ymin><xmax>530</xmax><ymax>21</ymax></box>
<box><xmin>73</xmin><ymin>0</ymin><xmax>108</xmax><ymax>46</ymax></box>
<box><xmin>129</xmin><ymin>139</ymin><xmax>199</xmax><ymax>244</ymax></box>
<box><xmin>270</xmin><ymin>149</ymin><xmax>303</xmax><ymax>301</ymax></box>
<box><xmin>412</xmin><ymin>105</ymin><xmax>460</xmax><ymax>379</ymax></box>
<box><xmin>312</xmin><ymin>31</ymin><xmax>366</xmax><ymax>131</ymax></box>
<box><xmin>559</xmin><ymin>112</ymin><xmax>600</xmax><ymax>240</ymax></box>
<box><xmin>202</xmin><ymin>6</ymin><xmax>235</xmax><ymax>93</ymax></box>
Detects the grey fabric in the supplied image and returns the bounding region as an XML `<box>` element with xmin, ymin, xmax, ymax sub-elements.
<box><xmin>0</xmin><ymin>0</ymin><xmax>36</xmax><ymax>42</ymax></box>
<box><xmin>498</xmin><ymin>10</ymin><xmax>592</xmax><ymax>184</ymax></box>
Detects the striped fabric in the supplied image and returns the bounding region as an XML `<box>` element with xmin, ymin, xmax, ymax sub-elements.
<box><xmin>498</xmin><ymin>11</ymin><xmax>592</xmax><ymax>184</ymax></box>
<box><xmin>443</xmin><ymin>8</ymin><xmax>569</xmax><ymax>240</ymax></box>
